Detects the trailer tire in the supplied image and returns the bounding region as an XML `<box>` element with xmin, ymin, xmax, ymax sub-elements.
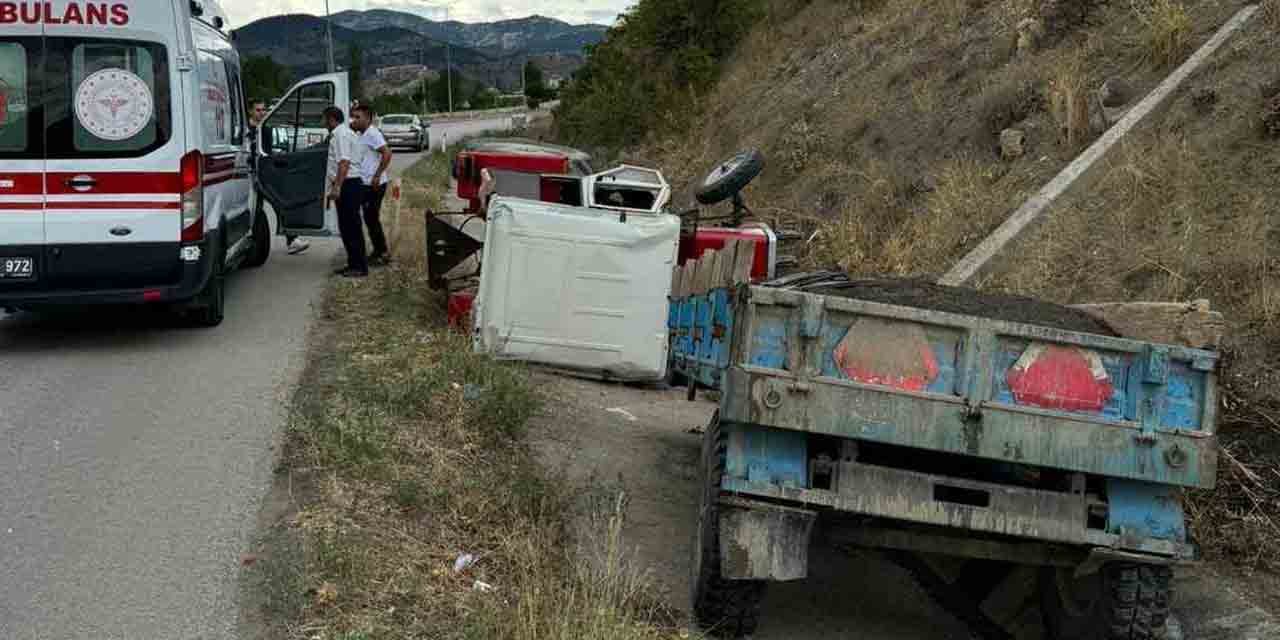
<box><xmin>695</xmin><ymin>149</ymin><xmax>764</xmax><ymax>205</ymax></box>
<box><xmin>691</xmin><ymin>411</ymin><xmax>766</xmax><ymax>638</ymax></box>
<box><xmin>1041</xmin><ymin>563</ymin><xmax>1173</xmax><ymax>640</ymax></box>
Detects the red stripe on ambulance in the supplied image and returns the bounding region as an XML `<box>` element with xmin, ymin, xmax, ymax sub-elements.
<box><xmin>46</xmin><ymin>172</ymin><xmax>180</xmax><ymax>195</ymax></box>
<box><xmin>0</xmin><ymin>173</ymin><xmax>44</xmax><ymax>196</ymax></box>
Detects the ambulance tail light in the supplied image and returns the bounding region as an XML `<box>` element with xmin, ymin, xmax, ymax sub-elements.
<box><xmin>180</xmin><ymin>150</ymin><xmax>204</xmax><ymax>243</ymax></box>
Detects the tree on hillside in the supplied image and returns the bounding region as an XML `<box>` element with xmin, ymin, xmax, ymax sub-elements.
<box><xmin>414</xmin><ymin>76</ymin><xmax>431</xmax><ymax>113</ymax></box>
<box><xmin>556</xmin><ymin>0</ymin><xmax>764</xmax><ymax>149</ymax></box>
<box><xmin>469</xmin><ymin>85</ymin><xmax>498</xmax><ymax>110</ymax></box>
<box><xmin>241</xmin><ymin>55</ymin><xmax>291</xmax><ymax>103</ymax></box>
<box><xmin>371</xmin><ymin>93</ymin><xmax>418</xmax><ymax>116</ymax></box>
<box><xmin>523</xmin><ymin>61</ymin><xmax>553</xmax><ymax>108</ymax></box>
<box><xmin>431</xmin><ymin>68</ymin><xmax>463</xmax><ymax>112</ymax></box>
<box><xmin>348</xmin><ymin>43</ymin><xmax>365</xmax><ymax>101</ymax></box>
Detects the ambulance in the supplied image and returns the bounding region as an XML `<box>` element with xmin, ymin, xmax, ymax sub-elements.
<box><xmin>0</xmin><ymin>0</ymin><xmax>345</xmax><ymax>326</ymax></box>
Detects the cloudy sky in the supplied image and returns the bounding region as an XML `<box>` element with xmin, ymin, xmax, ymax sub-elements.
<box><xmin>222</xmin><ymin>0</ymin><xmax>629</xmax><ymax>30</ymax></box>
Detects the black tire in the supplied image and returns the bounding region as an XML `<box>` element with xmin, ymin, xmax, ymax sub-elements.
<box><xmin>1041</xmin><ymin>563</ymin><xmax>1173</xmax><ymax>640</ymax></box>
<box><xmin>189</xmin><ymin>235</ymin><xmax>226</xmax><ymax>328</ymax></box>
<box><xmin>691</xmin><ymin>411</ymin><xmax>766</xmax><ymax>637</ymax></box>
<box><xmin>695</xmin><ymin>149</ymin><xmax>765</xmax><ymax>205</ymax></box>
<box><xmin>243</xmin><ymin>203</ymin><xmax>271</xmax><ymax>269</ymax></box>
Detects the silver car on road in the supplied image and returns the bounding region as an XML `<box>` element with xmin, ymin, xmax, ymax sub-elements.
<box><xmin>378</xmin><ymin>114</ymin><xmax>429</xmax><ymax>151</ymax></box>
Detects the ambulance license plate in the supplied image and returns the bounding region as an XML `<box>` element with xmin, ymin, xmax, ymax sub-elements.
<box><xmin>0</xmin><ymin>257</ymin><xmax>34</xmax><ymax>280</ymax></box>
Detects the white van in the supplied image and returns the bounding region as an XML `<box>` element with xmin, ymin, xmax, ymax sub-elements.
<box><xmin>0</xmin><ymin>0</ymin><xmax>343</xmax><ymax>326</ymax></box>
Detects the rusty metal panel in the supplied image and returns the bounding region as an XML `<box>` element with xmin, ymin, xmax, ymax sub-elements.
<box><xmin>720</xmin><ymin>285</ymin><xmax>1220</xmax><ymax>489</ymax></box>
<box><xmin>717</xmin><ymin>497</ymin><xmax>816</xmax><ymax>581</ymax></box>
<box><xmin>719</xmin><ymin>367</ymin><xmax>1216</xmax><ymax>488</ymax></box>
<box><xmin>838</xmin><ymin>461</ymin><xmax>1089</xmax><ymax>543</ymax></box>
<box><xmin>721</xmin><ymin>472</ymin><xmax>1193</xmax><ymax>557</ymax></box>
<box><xmin>824</xmin><ymin>521</ymin><xmax>1088</xmax><ymax>568</ymax></box>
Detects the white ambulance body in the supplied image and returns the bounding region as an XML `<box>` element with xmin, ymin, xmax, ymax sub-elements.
<box><xmin>0</xmin><ymin>0</ymin><xmax>344</xmax><ymax>326</ymax></box>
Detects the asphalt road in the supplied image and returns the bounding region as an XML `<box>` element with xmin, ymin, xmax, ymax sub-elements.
<box><xmin>0</xmin><ymin>243</ymin><xmax>333</xmax><ymax>640</ymax></box>
<box><xmin>0</xmin><ymin>151</ymin><xmax>431</xmax><ymax>640</ymax></box>
<box><xmin>425</xmin><ymin>114</ymin><xmax>525</xmax><ymax>151</ymax></box>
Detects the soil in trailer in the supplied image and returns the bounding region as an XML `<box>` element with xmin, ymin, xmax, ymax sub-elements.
<box><xmin>803</xmin><ymin>277</ymin><xmax>1117</xmax><ymax>336</ymax></box>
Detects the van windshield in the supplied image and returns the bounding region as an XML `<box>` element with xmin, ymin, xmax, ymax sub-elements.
<box><xmin>381</xmin><ymin>115</ymin><xmax>414</xmax><ymax>125</ymax></box>
<box><xmin>0</xmin><ymin>36</ymin><xmax>171</xmax><ymax>160</ymax></box>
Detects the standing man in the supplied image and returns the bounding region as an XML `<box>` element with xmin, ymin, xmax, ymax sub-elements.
<box><xmin>247</xmin><ymin>99</ymin><xmax>310</xmax><ymax>255</ymax></box>
<box><xmin>349</xmin><ymin>105</ymin><xmax>393</xmax><ymax>266</ymax></box>
<box><xmin>323</xmin><ymin>106</ymin><xmax>367</xmax><ymax>278</ymax></box>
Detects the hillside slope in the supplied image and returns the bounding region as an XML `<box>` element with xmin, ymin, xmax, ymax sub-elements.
<box><xmin>616</xmin><ymin>0</ymin><xmax>1279</xmax><ymax>573</ymax></box>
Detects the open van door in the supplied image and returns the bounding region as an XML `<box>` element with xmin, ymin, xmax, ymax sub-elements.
<box><xmin>253</xmin><ymin>71</ymin><xmax>349</xmax><ymax>237</ymax></box>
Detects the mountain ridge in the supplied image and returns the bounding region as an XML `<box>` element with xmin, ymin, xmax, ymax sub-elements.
<box><xmin>232</xmin><ymin>10</ymin><xmax>604</xmax><ymax>93</ymax></box>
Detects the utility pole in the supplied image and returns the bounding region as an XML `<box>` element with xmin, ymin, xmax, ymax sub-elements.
<box><xmin>521</xmin><ymin>56</ymin><xmax>527</xmax><ymax>109</ymax></box>
<box><xmin>324</xmin><ymin>0</ymin><xmax>335</xmax><ymax>73</ymax></box>
<box><xmin>419</xmin><ymin>45</ymin><xmax>426</xmax><ymax>115</ymax></box>
<box><xmin>445</xmin><ymin>8</ymin><xmax>453</xmax><ymax>116</ymax></box>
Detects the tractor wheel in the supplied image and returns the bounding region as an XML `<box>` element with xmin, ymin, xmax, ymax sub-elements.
<box><xmin>696</xmin><ymin>149</ymin><xmax>764</xmax><ymax>206</ymax></box>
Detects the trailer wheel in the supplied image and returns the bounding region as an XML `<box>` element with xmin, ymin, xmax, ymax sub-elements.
<box><xmin>1041</xmin><ymin>563</ymin><xmax>1173</xmax><ymax>640</ymax></box>
<box><xmin>691</xmin><ymin>411</ymin><xmax>766</xmax><ymax>638</ymax></box>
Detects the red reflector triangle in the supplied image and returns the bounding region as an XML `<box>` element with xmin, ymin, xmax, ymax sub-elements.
<box><xmin>834</xmin><ymin>317</ymin><xmax>939</xmax><ymax>392</ymax></box>
<box><xmin>1006</xmin><ymin>344</ymin><xmax>1113</xmax><ymax>412</ymax></box>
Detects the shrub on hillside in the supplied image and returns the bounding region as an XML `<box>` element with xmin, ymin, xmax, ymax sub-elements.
<box><xmin>554</xmin><ymin>0</ymin><xmax>764</xmax><ymax>150</ymax></box>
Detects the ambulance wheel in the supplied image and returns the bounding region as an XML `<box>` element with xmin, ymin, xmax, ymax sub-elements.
<box><xmin>691</xmin><ymin>411</ymin><xmax>766</xmax><ymax>637</ymax></box>
<box><xmin>696</xmin><ymin>149</ymin><xmax>764</xmax><ymax>206</ymax></box>
<box><xmin>244</xmin><ymin>204</ymin><xmax>271</xmax><ymax>268</ymax></box>
<box><xmin>1041</xmin><ymin>563</ymin><xmax>1173</xmax><ymax>640</ymax></box>
<box><xmin>190</xmin><ymin>236</ymin><xmax>226</xmax><ymax>328</ymax></box>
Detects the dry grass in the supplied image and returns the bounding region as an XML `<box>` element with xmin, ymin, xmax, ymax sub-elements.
<box><xmin>1264</xmin><ymin>0</ymin><xmax>1280</xmax><ymax>31</ymax></box>
<box><xmin>977</xmin><ymin>63</ymin><xmax>1045</xmax><ymax>139</ymax></box>
<box><xmin>806</xmin><ymin>156</ymin><xmax>1034</xmax><ymax>278</ymax></box>
<box><xmin>1137</xmin><ymin>0</ymin><xmax>1194</xmax><ymax>69</ymax></box>
<box><xmin>242</xmin><ymin>152</ymin><xmax>684</xmax><ymax>640</ymax></box>
<box><xmin>1048</xmin><ymin>52</ymin><xmax>1093</xmax><ymax>149</ymax></box>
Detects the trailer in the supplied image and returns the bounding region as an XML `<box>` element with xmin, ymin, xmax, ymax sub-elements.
<box><xmin>670</xmin><ymin>246</ymin><xmax>1220</xmax><ymax>639</ymax></box>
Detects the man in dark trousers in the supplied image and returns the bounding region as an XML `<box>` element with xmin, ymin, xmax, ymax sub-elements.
<box><xmin>323</xmin><ymin>106</ymin><xmax>367</xmax><ymax>278</ymax></box>
<box><xmin>247</xmin><ymin>99</ymin><xmax>309</xmax><ymax>254</ymax></box>
<box><xmin>349</xmin><ymin>105</ymin><xmax>394</xmax><ymax>266</ymax></box>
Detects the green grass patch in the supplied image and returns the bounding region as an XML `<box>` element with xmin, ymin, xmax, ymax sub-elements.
<box><xmin>241</xmin><ymin>151</ymin><xmax>683</xmax><ymax>640</ymax></box>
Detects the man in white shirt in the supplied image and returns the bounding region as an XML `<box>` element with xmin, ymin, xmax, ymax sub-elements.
<box><xmin>349</xmin><ymin>105</ymin><xmax>394</xmax><ymax>266</ymax></box>
<box><xmin>323</xmin><ymin>106</ymin><xmax>367</xmax><ymax>277</ymax></box>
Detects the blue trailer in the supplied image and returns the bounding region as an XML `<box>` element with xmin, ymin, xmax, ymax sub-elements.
<box><xmin>670</xmin><ymin>258</ymin><xmax>1219</xmax><ymax>639</ymax></box>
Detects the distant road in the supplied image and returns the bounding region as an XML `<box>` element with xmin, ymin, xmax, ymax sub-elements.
<box><xmin>426</xmin><ymin>114</ymin><xmax>527</xmax><ymax>151</ymax></box>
